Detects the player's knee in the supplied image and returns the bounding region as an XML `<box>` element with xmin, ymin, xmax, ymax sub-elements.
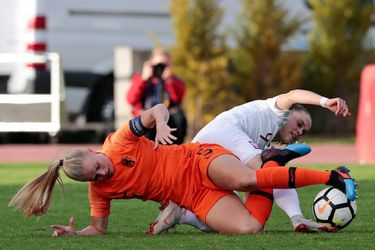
<box><xmin>233</xmin><ymin>221</ymin><xmax>263</xmax><ymax>234</ymax></box>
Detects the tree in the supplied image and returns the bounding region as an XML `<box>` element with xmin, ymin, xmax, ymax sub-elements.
<box><xmin>231</xmin><ymin>0</ymin><xmax>303</xmax><ymax>101</ymax></box>
<box><xmin>170</xmin><ymin>0</ymin><xmax>237</xmax><ymax>135</ymax></box>
<box><xmin>303</xmin><ymin>0</ymin><xmax>373</xmax><ymax>134</ymax></box>
<box><xmin>304</xmin><ymin>0</ymin><xmax>373</xmax><ymax>97</ymax></box>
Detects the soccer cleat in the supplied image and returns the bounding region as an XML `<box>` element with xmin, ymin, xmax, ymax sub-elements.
<box><xmin>326</xmin><ymin>166</ymin><xmax>357</xmax><ymax>201</ymax></box>
<box><xmin>291</xmin><ymin>215</ymin><xmax>338</xmax><ymax>233</ymax></box>
<box><xmin>261</xmin><ymin>143</ymin><xmax>311</xmax><ymax>166</ymax></box>
<box><xmin>147</xmin><ymin>200</ymin><xmax>185</xmax><ymax>236</ymax></box>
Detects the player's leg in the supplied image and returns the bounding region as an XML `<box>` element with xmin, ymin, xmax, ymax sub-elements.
<box><xmin>205</xmin><ymin>142</ymin><xmax>313</xmax><ymax>193</ymax></box>
<box><xmin>244</xmin><ymin>156</ymin><xmax>302</xmax><ymax>229</ymax></box>
<box><xmin>244</xmin><ymin>189</ymin><xmax>273</xmax><ymax>227</ymax></box>
<box><xmin>149</xmin><ymin>146</ymin><xmax>356</xmax><ymax>234</ymax></box>
<box><xmin>260</xmin><ymin>144</ymin><xmax>336</xmax><ymax>232</ymax></box>
<box><xmin>205</xmin><ymin>194</ymin><xmax>263</xmax><ymax>234</ymax></box>
<box><xmin>240</xmin><ymin>157</ymin><xmax>345</xmax><ymax>232</ymax></box>
<box><xmin>242</xmin><ymin>144</ymin><xmax>310</xmax><ymax>228</ymax></box>
<box><xmin>207</xmin><ymin>154</ymin><xmax>357</xmax><ymax>201</ymax></box>
<box><xmin>273</xmin><ymin>189</ymin><xmax>333</xmax><ymax>232</ymax></box>
<box><xmin>273</xmin><ymin>189</ymin><xmax>301</xmax><ymax>218</ymax></box>
<box><xmin>147</xmin><ymin>201</ymin><xmax>213</xmax><ymax>235</ymax></box>
<box><xmin>147</xmin><ymin>188</ymin><xmax>272</xmax><ymax>235</ymax></box>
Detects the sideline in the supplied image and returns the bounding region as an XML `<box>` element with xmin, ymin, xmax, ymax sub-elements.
<box><xmin>0</xmin><ymin>144</ymin><xmax>359</xmax><ymax>164</ymax></box>
<box><xmin>0</xmin><ymin>144</ymin><xmax>101</xmax><ymax>163</ymax></box>
<box><xmin>292</xmin><ymin>144</ymin><xmax>358</xmax><ymax>164</ymax></box>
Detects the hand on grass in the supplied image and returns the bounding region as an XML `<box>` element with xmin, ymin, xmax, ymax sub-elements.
<box><xmin>51</xmin><ymin>216</ymin><xmax>76</xmax><ymax>237</ymax></box>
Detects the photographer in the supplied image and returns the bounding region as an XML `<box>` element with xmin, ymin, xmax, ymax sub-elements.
<box><xmin>126</xmin><ymin>48</ymin><xmax>187</xmax><ymax>144</ymax></box>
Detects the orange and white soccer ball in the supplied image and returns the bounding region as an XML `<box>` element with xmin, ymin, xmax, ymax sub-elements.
<box><xmin>312</xmin><ymin>187</ymin><xmax>357</xmax><ymax>230</ymax></box>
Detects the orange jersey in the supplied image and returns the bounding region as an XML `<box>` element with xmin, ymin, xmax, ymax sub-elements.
<box><xmin>89</xmin><ymin>121</ymin><xmax>235</xmax><ymax>222</ymax></box>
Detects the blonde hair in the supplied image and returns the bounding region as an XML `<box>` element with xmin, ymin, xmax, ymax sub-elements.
<box><xmin>8</xmin><ymin>149</ymin><xmax>89</xmax><ymax>217</ymax></box>
<box><xmin>151</xmin><ymin>48</ymin><xmax>170</xmax><ymax>59</ymax></box>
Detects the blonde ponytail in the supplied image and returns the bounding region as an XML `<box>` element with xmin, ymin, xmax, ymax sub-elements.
<box><xmin>8</xmin><ymin>159</ymin><xmax>64</xmax><ymax>217</ymax></box>
<box><xmin>8</xmin><ymin>149</ymin><xmax>90</xmax><ymax>217</ymax></box>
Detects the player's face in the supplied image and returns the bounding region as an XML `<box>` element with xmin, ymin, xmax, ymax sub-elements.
<box><xmin>81</xmin><ymin>150</ymin><xmax>114</xmax><ymax>181</ymax></box>
<box><xmin>278</xmin><ymin>111</ymin><xmax>312</xmax><ymax>144</ymax></box>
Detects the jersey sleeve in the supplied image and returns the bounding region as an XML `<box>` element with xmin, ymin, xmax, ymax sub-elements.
<box><xmin>109</xmin><ymin>120</ymin><xmax>141</xmax><ymax>145</ymax></box>
<box><xmin>266</xmin><ymin>95</ymin><xmax>290</xmax><ymax>123</ymax></box>
<box><xmin>101</xmin><ymin>117</ymin><xmax>149</xmax><ymax>155</ymax></box>
<box><xmin>89</xmin><ymin>183</ymin><xmax>111</xmax><ymax>218</ymax></box>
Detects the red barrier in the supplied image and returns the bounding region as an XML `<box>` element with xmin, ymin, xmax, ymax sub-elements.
<box><xmin>356</xmin><ymin>65</ymin><xmax>375</xmax><ymax>164</ymax></box>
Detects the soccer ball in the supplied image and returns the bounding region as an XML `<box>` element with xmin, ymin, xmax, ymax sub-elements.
<box><xmin>312</xmin><ymin>187</ymin><xmax>357</xmax><ymax>230</ymax></box>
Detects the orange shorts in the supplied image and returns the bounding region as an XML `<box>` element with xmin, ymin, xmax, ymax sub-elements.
<box><xmin>188</xmin><ymin>144</ymin><xmax>237</xmax><ymax>224</ymax></box>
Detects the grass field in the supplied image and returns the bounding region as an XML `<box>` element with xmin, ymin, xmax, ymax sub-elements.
<box><xmin>1</xmin><ymin>163</ymin><xmax>375</xmax><ymax>249</ymax></box>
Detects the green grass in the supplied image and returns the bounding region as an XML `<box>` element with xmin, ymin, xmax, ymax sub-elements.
<box><xmin>1</xmin><ymin>163</ymin><xmax>375</xmax><ymax>249</ymax></box>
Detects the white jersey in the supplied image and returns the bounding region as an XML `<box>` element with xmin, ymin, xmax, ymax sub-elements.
<box><xmin>192</xmin><ymin>96</ymin><xmax>290</xmax><ymax>164</ymax></box>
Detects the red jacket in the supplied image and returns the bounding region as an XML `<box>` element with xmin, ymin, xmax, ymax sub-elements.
<box><xmin>127</xmin><ymin>72</ymin><xmax>186</xmax><ymax>117</ymax></box>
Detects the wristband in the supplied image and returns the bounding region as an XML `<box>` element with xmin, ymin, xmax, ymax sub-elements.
<box><xmin>320</xmin><ymin>97</ymin><xmax>328</xmax><ymax>108</ymax></box>
<box><xmin>129</xmin><ymin>116</ymin><xmax>150</xmax><ymax>137</ymax></box>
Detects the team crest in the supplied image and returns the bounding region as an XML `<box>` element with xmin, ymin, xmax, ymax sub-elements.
<box><xmin>121</xmin><ymin>155</ymin><xmax>136</xmax><ymax>167</ymax></box>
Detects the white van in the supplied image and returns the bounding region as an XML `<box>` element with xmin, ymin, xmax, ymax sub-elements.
<box><xmin>2</xmin><ymin>0</ymin><xmax>373</xmax><ymax>137</ymax></box>
<box><xmin>0</xmin><ymin>0</ymin><xmax>174</xmax><ymax>130</ymax></box>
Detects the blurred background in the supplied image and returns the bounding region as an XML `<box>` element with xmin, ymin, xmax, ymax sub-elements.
<box><xmin>0</xmin><ymin>0</ymin><xmax>374</xmax><ymax>157</ymax></box>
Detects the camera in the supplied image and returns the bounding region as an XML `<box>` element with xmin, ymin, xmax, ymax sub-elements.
<box><xmin>152</xmin><ymin>63</ymin><xmax>166</xmax><ymax>78</ymax></box>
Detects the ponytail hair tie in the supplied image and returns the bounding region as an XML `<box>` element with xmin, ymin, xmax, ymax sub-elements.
<box><xmin>59</xmin><ymin>159</ymin><xmax>64</xmax><ymax>167</ymax></box>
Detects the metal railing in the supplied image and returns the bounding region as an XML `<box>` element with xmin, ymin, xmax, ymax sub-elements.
<box><xmin>0</xmin><ymin>53</ymin><xmax>65</xmax><ymax>135</ymax></box>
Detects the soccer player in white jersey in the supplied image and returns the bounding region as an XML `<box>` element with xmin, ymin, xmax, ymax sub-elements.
<box><xmin>147</xmin><ymin>89</ymin><xmax>351</xmax><ymax>234</ymax></box>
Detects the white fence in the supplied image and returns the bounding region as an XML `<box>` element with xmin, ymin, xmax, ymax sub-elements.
<box><xmin>0</xmin><ymin>53</ymin><xmax>65</xmax><ymax>135</ymax></box>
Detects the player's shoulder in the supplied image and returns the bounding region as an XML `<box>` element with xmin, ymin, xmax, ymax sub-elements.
<box><xmin>103</xmin><ymin>120</ymin><xmax>140</xmax><ymax>149</ymax></box>
<box><xmin>229</xmin><ymin>99</ymin><xmax>274</xmax><ymax>118</ymax></box>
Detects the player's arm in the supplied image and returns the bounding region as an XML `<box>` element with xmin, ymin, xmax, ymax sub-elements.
<box><xmin>276</xmin><ymin>89</ymin><xmax>351</xmax><ymax>117</ymax></box>
<box><xmin>139</xmin><ymin>103</ymin><xmax>177</xmax><ymax>148</ymax></box>
<box><xmin>51</xmin><ymin>216</ymin><xmax>108</xmax><ymax>237</ymax></box>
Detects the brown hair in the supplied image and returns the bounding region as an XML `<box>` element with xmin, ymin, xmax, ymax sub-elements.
<box><xmin>8</xmin><ymin>149</ymin><xmax>89</xmax><ymax>217</ymax></box>
<box><xmin>290</xmin><ymin>104</ymin><xmax>310</xmax><ymax>117</ymax></box>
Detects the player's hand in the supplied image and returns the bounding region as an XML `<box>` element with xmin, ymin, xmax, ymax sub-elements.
<box><xmin>141</xmin><ymin>60</ymin><xmax>153</xmax><ymax>80</ymax></box>
<box><xmin>325</xmin><ymin>98</ymin><xmax>351</xmax><ymax>117</ymax></box>
<box><xmin>154</xmin><ymin>121</ymin><xmax>177</xmax><ymax>150</ymax></box>
<box><xmin>51</xmin><ymin>216</ymin><xmax>76</xmax><ymax>237</ymax></box>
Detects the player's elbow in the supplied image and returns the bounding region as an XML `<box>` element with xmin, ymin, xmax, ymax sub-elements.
<box><xmin>286</xmin><ymin>89</ymin><xmax>305</xmax><ymax>100</ymax></box>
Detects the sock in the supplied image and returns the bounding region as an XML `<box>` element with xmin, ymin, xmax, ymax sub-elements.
<box><xmin>244</xmin><ymin>160</ymin><xmax>277</xmax><ymax>226</ymax></box>
<box><xmin>180</xmin><ymin>209</ymin><xmax>213</xmax><ymax>232</ymax></box>
<box><xmin>256</xmin><ymin>161</ymin><xmax>331</xmax><ymax>189</ymax></box>
<box><xmin>245</xmin><ymin>189</ymin><xmax>273</xmax><ymax>226</ymax></box>
<box><xmin>262</xmin><ymin>161</ymin><xmax>303</xmax><ymax>218</ymax></box>
<box><xmin>273</xmin><ymin>189</ymin><xmax>302</xmax><ymax>218</ymax></box>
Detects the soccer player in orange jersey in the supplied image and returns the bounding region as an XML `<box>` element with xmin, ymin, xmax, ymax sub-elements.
<box><xmin>149</xmin><ymin>90</ymin><xmax>352</xmax><ymax>234</ymax></box>
<box><xmin>9</xmin><ymin>104</ymin><xmax>357</xmax><ymax>236</ymax></box>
